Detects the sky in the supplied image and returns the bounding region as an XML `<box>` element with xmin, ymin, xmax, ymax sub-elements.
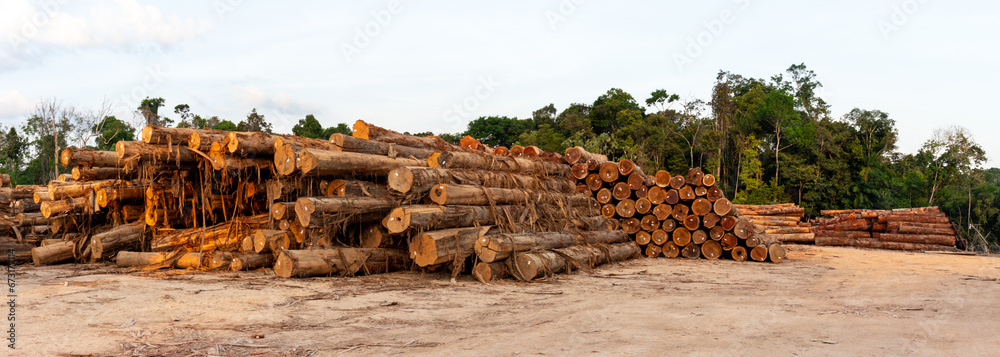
<box><xmin>1</xmin><ymin>0</ymin><xmax>998</xmax><ymax>164</ymax></box>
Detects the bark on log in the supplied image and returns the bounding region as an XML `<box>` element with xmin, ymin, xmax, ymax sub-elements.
<box><xmin>90</xmin><ymin>222</ymin><xmax>144</xmax><ymax>261</ymax></box>
<box><xmin>274</xmin><ymin>247</ymin><xmax>410</xmax><ymax>278</ymax></box>
<box><xmin>329</xmin><ymin>133</ymin><xmax>439</xmax><ymax>160</ymax></box>
<box><xmin>116</xmin><ymin>141</ymin><xmax>197</xmax><ymax>163</ymax></box>
<box><xmin>150</xmin><ymin>214</ymin><xmax>268</xmax><ymax>251</ymax></box>
<box><xmin>409</xmin><ymin>226</ymin><xmax>492</xmax><ymax>267</ymax></box>
<box><xmin>294</xmin><ymin>196</ymin><xmax>398</xmax><ymax>227</ymax></box>
<box><xmin>72</xmin><ymin>167</ymin><xmax>133</xmax><ymax>181</ymax></box>
<box><xmin>563</xmin><ymin>146</ymin><xmax>607</xmax><ymax>165</ymax></box>
<box><xmin>230</xmin><ymin>253</ymin><xmax>275</xmax><ymax>271</ymax></box>
<box><xmin>60</xmin><ymin>147</ymin><xmax>123</xmax><ymax>168</ymax></box>
<box><xmin>298</xmin><ymin>148</ymin><xmax>425</xmax><ymax>176</ymax></box>
<box><xmin>473</xmin><ymin>262</ymin><xmax>510</xmax><ymax>283</ymax></box>
<box><xmin>475</xmin><ymin>230</ymin><xmax>630</xmax><ymax>263</ymax></box>
<box><xmin>876</xmin><ymin>233</ymin><xmax>955</xmax><ymax>246</ymax></box>
<box><xmin>271</xmin><ymin>202</ymin><xmax>295</xmax><ymax>220</ymax></box>
<box><xmin>387</xmin><ymin>167</ymin><xmax>575</xmax><ymax>195</ymax></box>
<box><xmin>509</xmin><ymin>242</ymin><xmax>640</xmax><ymax>280</ymax></box>
<box><xmin>730</xmin><ymin>246</ymin><xmax>747</xmax><ymax>261</ymax></box>
<box><xmin>41</xmin><ymin>196</ymin><xmax>90</xmax><ymax>218</ymax></box>
<box><xmin>437</xmin><ymin>151</ymin><xmax>570</xmax><ymax>176</ymax></box>
<box><xmin>353</xmin><ymin>120</ymin><xmax>462</xmax><ymax>151</ymax></box>
<box><xmin>429</xmin><ymin>184</ymin><xmax>593</xmax><ymax>208</ymax></box>
<box><xmin>31</xmin><ymin>240</ymin><xmax>75</xmax><ymax>265</ymax></box>
<box><xmin>701</xmin><ymin>240</ymin><xmax>722</xmax><ymax>259</ymax></box>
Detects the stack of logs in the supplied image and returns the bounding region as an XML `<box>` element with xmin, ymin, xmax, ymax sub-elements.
<box><xmin>566</xmin><ymin>148</ymin><xmax>785</xmax><ymax>263</ymax></box>
<box><xmin>733</xmin><ymin>204</ymin><xmax>814</xmax><ymax>244</ymax></box>
<box><xmin>811</xmin><ymin>207</ymin><xmax>957</xmax><ymax>251</ymax></box>
<box><xmin>11</xmin><ymin>120</ymin><xmax>646</xmax><ymax>282</ymax></box>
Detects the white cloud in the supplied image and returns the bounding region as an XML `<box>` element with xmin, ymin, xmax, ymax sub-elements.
<box><xmin>233</xmin><ymin>85</ymin><xmax>325</xmax><ymax>116</ymax></box>
<box><xmin>3</xmin><ymin>0</ymin><xmax>212</xmax><ymax>56</ymax></box>
<box><xmin>0</xmin><ymin>90</ymin><xmax>36</xmax><ymax>118</ymax></box>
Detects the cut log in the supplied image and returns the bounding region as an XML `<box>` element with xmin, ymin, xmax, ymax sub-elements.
<box><xmin>353</xmin><ymin>120</ymin><xmax>461</xmax><ymax>151</ymax></box>
<box><xmin>730</xmin><ymin>246</ymin><xmax>747</xmax><ymax>261</ymax></box>
<box><xmin>750</xmin><ymin>246</ymin><xmax>768</xmax><ymax>262</ymax></box>
<box><xmin>41</xmin><ymin>196</ymin><xmax>90</xmax><ymax>218</ymax></box>
<box><xmin>612</xmin><ymin>182</ymin><xmax>631</xmax><ymax>201</ymax></box>
<box><xmin>274</xmin><ymin>247</ymin><xmax>409</xmax><ymax>278</ymax></box>
<box><xmin>387</xmin><ymin>167</ymin><xmax>574</xmax><ymax>195</ymax></box>
<box><xmin>635</xmin><ymin>197</ymin><xmax>652</xmax><ymax>215</ymax></box>
<box><xmin>654</xmin><ymin>170</ymin><xmax>671</xmax><ymax>188</ymax></box>
<box><xmin>767</xmin><ymin>244</ymin><xmax>786</xmax><ymax>263</ymax></box>
<box><xmin>31</xmin><ymin>240</ymin><xmax>75</xmax><ymax>265</ymax></box>
<box><xmin>509</xmin><ymin>242</ymin><xmax>640</xmax><ymax>280</ymax></box>
<box><xmin>72</xmin><ymin>167</ymin><xmax>132</xmax><ymax>181</ymax></box>
<box><xmin>437</xmin><ymin>151</ymin><xmax>569</xmax><ymax>176</ymax></box>
<box><xmin>409</xmin><ymin>226</ymin><xmax>491</xmax><ymax>267</ymax></box>
<box><xmin>663</xmin><ymin>241</ymin><xmax>680</xmax><ymax>258</ymax></box>
<box><xmin>329</xmin><ymin>133</ymin><xmax>438</xmax><ymax>159</ymax></box>
<box><xmin>703</xmin><ymin>213</ymin><xmax>721</xmax><ymax>228</ymax></box>
<box><xmin>764</xmin><ymin>233</ymin><xmax>816</xmax><ymax>243</ymax></box>
<box><xmin>681</xmin><ymin>243</ymin><xmax>700</xmax><ymax>259</ymax></box>
<box><xmin>645</xmin><ymin>244</ymin><xmax>662</xmax><ymax>258</ymax></box>
<box><xmin>90</xmin><ymin>222</ymin><xmax>144</xmax><ymax>261</ymax></box>
<box><xmin>635</xmin><ymin>230</ymin><xmax>652</xmax><ymax>245</ymax></box>
<box><xmin>720</xmin><ymin>234</ymin><xmax>738</xmax><ymax>250</ymax></box>
<box><xmin>298</xmin><ymin>148</ymin><xmax>425</xmax><ymax>176</ymax></box>
<box><xmin>599</xmin><ymin>162</ymin><xmax>619</xmax><ymax>182</ymax></box>
<box><xmin>706</xmin><ymin>186</ymin><xmax>724</xmax><ymax>202</ymax></box>
<box><xmin>325</xmin><ymin>179</ymin><xmax>390</xmax><ymax>198</ymax></box>
<box><xmin>271</xmin><ymin>202</ymin><xmax>295</xmax><ymax>220</ymax></box>
<box><xmin>678</xmin><ymin>186</ymin><xmax>695</xmax><ymax>201</ymax></box>
<box><xmin>876</xmin><ymin>233</ymin><xmax>955</xmax><ymax>246</ymax></box>
<box><xmin>295</xmin><ymin>196</ymin><xmax>397</xmax><ymax>227</ymax></box>
<box><xmin>254</xmin><ymin>230</ymin><xmax>291</xmax><ymax>253</ymax></box>
<box><xmin>571</xmin><ymin>163</ymin><xmax>590</xmax><ymax>180</ymax></box>
<box><xmin>669</xmin><ymin>175</ymin><xmax>685</xmax><ymax>189</ymax></box>
<box><xmin>691</xmin><ymin>229</ymin><xmax>708</xmax><ymax>245</ymax></box>
<box><xmin>596</xmin><ymin>188</ymin><xmax>612</xmax><ymax>204</ymax></box>
<box><xmin>473</xmin><ymin>262</ymin><xmax>510</xmax><ymax>283</ymax></box>
<box><xmin>672</xmin><ymin>227</ymin><xmax>691</xmax><ymax>246</ymax></box>
<box><xmin>701</xmin><ymin>240</ymin><xmax>722</xmax><ymax>259</ymax></box>
<box><xmin>691</xmin><ymin>198</ymin><xmax>713</xmax><ymax>216</ymax></box>
<box><xmin>150</xmin><ymin>214</ymin><xmax>268</xmax><ymax>251</ymax></box>
<box><xmin>671</xmin><ymin>204</ymin><xmax>689</xmax><ymax>221</ymax></box>
<box><xmin>652</xmin><ymin>204</ymin><xmax>671</xmax><ymax>221</ymax></box>
<box><xmin>720</xmin><ymin>215</ymin><xmax>737</xmax><ymax>231</ymax></box>
<box><xmin>429</xmin><ymin>184</ymin><xmax>593</xmax><ymax>208</ymax></box>
<box><xmin>615</xmin><ymin>199</ymin><xmax>636</xmax><ymax>218</ymax></box>
<box><xmin>230</xmin><ymin>253</ymin><xmax>275</xmax><ymax>271</ymax></box>
<box><xmin>640</xmin><ymin>215</ymin><xmax>659</xmax><ymax>231</ymax></box>
<box><xmin>585</xmin><ymin>173</ymin><xmax>603</xmax><ymax>191</ymax></box>
<box><xmin>651</xmin><ymin>229</ymin><xmax>669</xmax><ymax>245</ymax></box>
<box><xmin>621</xmin><ymin>218</ymin><xmax>641</xmax><ymax>234</ymax></box>
<box><xmin>714</xmin><ymin>198</ymin><xmax>733</xmax><ymax>216</ymax></box>
<box><xmin>116</xmin><ymin>141</ymin><xmax>197</xmax><ymax>163</ymax></box>
<box><xmin>683</xmin><ymin>215</ymin><xmax>700</xmax><ymax>231</ymax></box>
<box><xmin>563</xmin><ymin>146</ymin><xmax>607</xmax><ymax>165</ymax></box>
<box><xmin>475</xmin><ymin>230</ymin><xmax>630</xmax><ymax>263</ymax></box>
<box><xmin>60</xmin><ymin>147</ymin><xmax>123</xmax><ymax>168</ymax></box>
<box><xmin>647</xmin><ymin>186</ymin><xmax>666</xmax><ymax>205</ymax></box>
<box><xmin>685</xmin><ymin>168</ymin><xmax>705</xmax><ymax>186</ymax></box>
<box><xmin>702</xmin><ymin>174</ymin><xmax>716</xmax><ymax>187</ymax></box>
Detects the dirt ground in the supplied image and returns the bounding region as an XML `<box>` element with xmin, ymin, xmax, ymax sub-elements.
<box><xmin>11</xmin><ymin>245</ymin><xmax>1000</xmax><ymax>356</ymax></box>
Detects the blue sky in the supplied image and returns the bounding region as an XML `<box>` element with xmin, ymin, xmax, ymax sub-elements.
<box><xmin>1</xmin><ymin>0</ymin><xmax>997</xmax><ymax>163</ymax></box>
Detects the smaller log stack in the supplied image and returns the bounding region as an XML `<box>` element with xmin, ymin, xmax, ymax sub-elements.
<box><xmin>810</xmin><ymin>207</ymin><xmax>958</xmax><ymax>251</ymax></box>
<box><xmin>565</xmin><ymin>146</ymin><xmax>785</xmax><ymax>264</ymax></box>
<box><xmin>733</xmin><ymin>203</ymin><xmax>814</xmax><ymax>244</ymax></box>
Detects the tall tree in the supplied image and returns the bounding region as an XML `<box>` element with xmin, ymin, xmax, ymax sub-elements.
<box><xmin>93</xmin><ymin>116</ymin><xmax>135</xmax><ymax>151</ymax></box>
<box><xmin>137</xmin><ymin>97</ymin><xmax>170</xmax><ymax>127</ymax></box>
<box><xmin>465</xmin><ymin>116</ymin><xmax>535</xmax><ymax>147</ymax></box>
<box><xmin>922</xmin><ymin>126</ymin><xmax>986</xmax><ymax>205</ymax></box>
<box><xmin>237</xmin><ymin>108</ymin><xmax>273</xmax><ymax>133</ymax></box>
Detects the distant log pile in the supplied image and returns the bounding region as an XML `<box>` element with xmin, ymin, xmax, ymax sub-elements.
<box><xmin>733</xmin><ymin>203</ymin><xmax>814</xmax><ymax>244</ymax></box>
<box><xmin>810</xmin><ymin>207</ymin><xmax>958</xmax><ymax>251</ymax></box>
<box><xmin>565</xmin><ymin>147</ymin><xmax>785</xmax><ymax>264</ymax></box>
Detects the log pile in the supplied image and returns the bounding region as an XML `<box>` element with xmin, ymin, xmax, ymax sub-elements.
<box><xmin>565</xmin><ymin>147</ymin><xmax>786</xmax><ymax>264</ymax></box>
<box><xmin>9</xmin><ymin>120</ymin><xmax>636</xmax><ymax>283</ymax></box>
<box><xmin>810</xmin><ymin>207</ymin><xmax>958</xmax><ymax>251</ymax></box>
<box><xmin>733</xmin><ymin>203</ymin><xmax>814</xmax><ymax>244</ymax></box>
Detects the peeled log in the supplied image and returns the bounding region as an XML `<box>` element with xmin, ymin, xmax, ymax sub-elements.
<box><xmin>409</xmin><ymin>226</ymin><xmax>491</xmax><ymax>267</ymax></box>
<box><xmin>90</xmin><ymin>222</ymin><xmax>144</xmax><ymax>261</ymax></box>
<box><xmin>295</xmin><ymin>196</ymin><xmax>397</xmax><ymax>227</ymax></box>
<box><xmin>226</xmin><ymin>131</ymin><xmax>291</xmax><ymax>155</ymax></box>
<box><xmin>509</xmin><ymin>242</ymin><xmax>640</xmax><ymax>280</ymax></box>
<box><xmin>437</xmin><ymin>151</ymin><xmax>569</xmax><ymax>176</ymax></box>
<box><xmin>298</xmin><ymin>148</ymin><xmax>425</xmax><ymax>176</ymax></box>
<box><xmin>429</xmin><ymin>184</ymin><xmax>593</xmax><ymax>208</ymax></box>
<box><xmin>60</xmin><ymin>147</ymin><xmax>123</xmax><ymax>168</ymax></box>
<box><xmin>475</xmin><ymin>230</ymin><xmax>630</xmax><ymax>263</ymax></box>
<box><xmin>31</xmin><ymin>240</ymin><xmax>75</xmax><ymax>265</ymax></box>
<box><xmin>271</xmin><ymin>202</ymin><xmax>295</xmax><ymax>220</ymax></box>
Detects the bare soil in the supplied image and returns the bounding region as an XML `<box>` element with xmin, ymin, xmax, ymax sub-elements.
<box><xmin>12</xmin><ymin>245</ymin><xmax>1000</xmax><ymax>356</ymax></box>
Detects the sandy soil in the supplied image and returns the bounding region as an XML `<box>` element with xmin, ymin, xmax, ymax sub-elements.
<box><xmin>10</xmin><ymin>245</ymin><xmax>1000</xmax><ymax>356</ymax></box>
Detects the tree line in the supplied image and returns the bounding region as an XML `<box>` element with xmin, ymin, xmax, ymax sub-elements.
<box><xmin>1</xmin><ymin>64</ymin><xmax>995</xmax><ymax>248</ymax></box>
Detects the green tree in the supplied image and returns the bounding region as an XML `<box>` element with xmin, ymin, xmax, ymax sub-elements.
<box><xmin>292</xmin><ymin>114</ymin><xmax>326</xmax><ymax>139</ymax></box>
<box><xmin>138</xmin><ymin>97</ymin><xmax>171</xmax><ymax>126</ymax></box>
<box><xmin>465</xmin><ymin>116</ymin><xmax>535</xmax><ymax>147</ymax></box>
<box><xmin>532</xmin><ymin>104</ymin><xmax>557</xmax><ymax>128</ymax></box>
<box><xmin>237</xmin><ymin>108</ymin><xmax>273</xmax><ymax>133</ymax></box>
<box><xmin>212</xmin><ymin>120</ymin><xmax>238</xmax><ymax>131</ymax></box>
<box><xmin>93</xmin><ymin>116</ymin><xmax>135</xmax><ymax>151</ymax></box>
<box><xmin>922</xmin><ymin>126</ymin><xmax>986</xmax><ymax>205</ymax></box>
<box><xmin>591</xmin><ymin>88</ymin><xmax>643</xmax><ymax>134</ymax></box>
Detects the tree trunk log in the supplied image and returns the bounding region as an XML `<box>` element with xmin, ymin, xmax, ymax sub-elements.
<box><xmin>294</xmin><ymin>196</ymin><xmax>398</xmax><ymax>227</ymax></box>
<box><xmin>330</xmin><ymin>133</ymin><xmax>438</xmax><ymax>159</ymax></box>
<box><xmin>297</xmin><ymin>148</ymin><xmax>425</xmax><ymax>176</ymax></box>
<box><xmin>409</xmin><ymin>226</ymin><xmax>491</xmax><ymax>267</ymax></box>
<box><xmin>60</xmin><ymin>147</ymin><xmax>123</xmax><ymax>168</ymax></box>
<box><xmin>509</xmin><ymin>242</ymin><xmax>640</xmax><ymax>280</ymax></box>
<box><xmin>116</xmin><ymin>141</ymin><xmax>197</xmax><ymax>163</ymax></box>
<box><xmin>353</xmin><ymin>119</ymin><xmax>462</xmax><ymax>151</ymax></box>
<box><xmin>230</xmin><ymin>253</ymin><xmax>275</xmax><ymax>271</ymax></box>
<box><xmin>31</xmin><ymin>240</ymin><xmax>75</xmax><ymax>265</ymax></box>
<box><xmin>473</xmin><ymin>261</ymin><xmax>510</xmax><ymax>283</ymax></box>
<box><xmin>437</xmin><ymin>151</ymin><xmax>570</xmax><ymax>176</ymax></box>
<box><xmin>90</xmin><ymin>222</ymin><xmax>145</xmax><ymax>261</ymax></box>
<box><xmin>429</xmin><ymin>184</ymin><xmax>593</xmax><ymax>208</ymax></box>
<box><xmin>475</xmin><ymin>230</ymin><xmax>629</xmax><ymax>263</ymax></box>
<box><xmin>273</xmin><ymin>248</ymin><xmax>409</xmax><ymax>278</ymax></box>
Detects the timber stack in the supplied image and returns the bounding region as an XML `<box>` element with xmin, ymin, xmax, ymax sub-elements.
<box><xmin>565</xmin><ymin>146</ymin><xmax>786</xmax><ymax>264</ymax></box>
<box><xmin>733</xmin><ymin>203</ymin><xmax>814</xmax><ymax>244</ymax></box>
<box><xmin>810</xmin><ymin>207</ymin><xmax>958</xmax><ymax>251</ymax></box>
